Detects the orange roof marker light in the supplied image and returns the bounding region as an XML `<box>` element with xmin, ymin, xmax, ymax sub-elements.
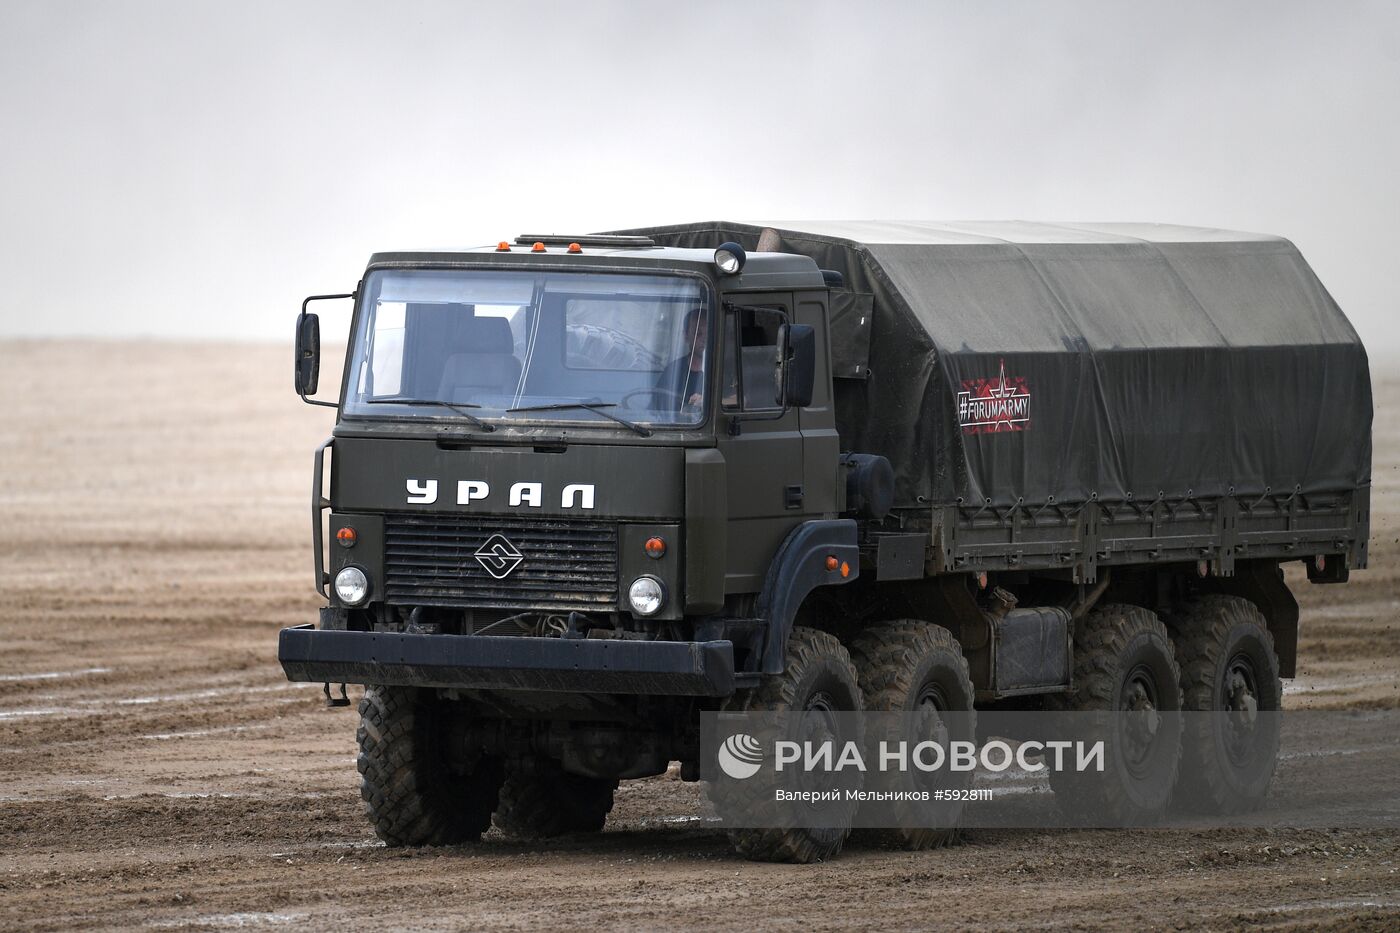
<box><xmin>532</xmin><ymin>241</ymin><xmax>547</xmax><ymax>252</ymax></box>
<box><xmin>567</xmin><ymin>242</ymin><xmax>583</xmax><ymax>254</ymax></box>
<box><xmin>496</xmin><ymin>241</ymin><xmax>511</xmax><ymax>251</ymax></box>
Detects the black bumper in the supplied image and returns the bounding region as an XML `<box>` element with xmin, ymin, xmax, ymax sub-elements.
<box><xmin>278</xmin><ymin>625</ymin><xmax>736</xmax><ymax>697</ymax></box>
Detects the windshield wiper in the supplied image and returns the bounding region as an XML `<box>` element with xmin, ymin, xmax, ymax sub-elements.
<box><xmin>366</xmin><ymin>397</ymin><xmax>495</xmax><ymax>432</ymax></box>
<box><xmin>507</xmin><ymin>401</ymin><xmax>652</xmax><ymax>437</ymax></box>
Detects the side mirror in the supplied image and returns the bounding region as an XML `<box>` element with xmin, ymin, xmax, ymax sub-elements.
<box><xmin>777</xmin><ymin>323</ymin><xmax>816</xmax><ymax>408</ymax></box>
<box><xmin>296</xmin><ymin>292</ymin><xmax>355</xmax><ymax>408</ymax></box>
<box><xmin>295</xmin><ymin>311</ymin><xmax>320</xmax><ymax>397</ymax></box>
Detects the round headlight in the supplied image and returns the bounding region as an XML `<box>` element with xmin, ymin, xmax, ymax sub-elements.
<box><xmin>627</xmin><ymin>575</ymin><xmax>666</xmax><ymax>616</ymax></box>
<box><xmin>334</xmin><ymin>566</ymin><xmax>369</xmax><ymax>606</ymax></box>
<box><xmin>714</xmin><ymin>241</ymin><xmax>746</xmax><ymax>275</ymax></box>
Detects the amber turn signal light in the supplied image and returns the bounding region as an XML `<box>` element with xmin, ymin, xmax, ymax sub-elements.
<box><xmin>840</xmin><ymin>561</ymin><xmax>851</xmax><ymax>578</ymax></box>
<box><xmin>645</xmin><ymin>536</ymin><xmax>667</xmax><ymax>559</ymax></box>
<box><xmin>335</xmin><ymin>526</ymin><xmax>357</xmax><ymax>548</ymax></box>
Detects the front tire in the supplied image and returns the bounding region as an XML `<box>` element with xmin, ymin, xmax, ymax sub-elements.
<box><xmin>716</xmin><ymin>626</ymin><xmax>864</xmax><ymax>863</ymax></box>
<box><xmin>357</xmin><ymin>685</ymin><xmax>503</xmax><ymax>846</ymax></box>
<box><xmin>1169</xmin><ymin>595</ymin><xmax>1282</xmax><ymax>813</ymax></box>
<box><xmin>1047</xmin><ymin>605</ymin><xmax>1183</xmax><ymax>824</ymax></box>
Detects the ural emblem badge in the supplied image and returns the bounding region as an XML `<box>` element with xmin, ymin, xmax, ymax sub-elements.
<box><xmin>474</xmin><ymin>534</ymin><xmax>524</xmax><ymax>579</ymax></box>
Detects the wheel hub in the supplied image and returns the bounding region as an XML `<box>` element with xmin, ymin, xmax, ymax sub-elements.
<box><xmin>1223</xmin><ymin>653</ymin><xmax>1263</xmax><ymax>766</ymax></box>
<box><xmin>915</xmin><ymin>684</ymin><xmax>951</xmax><ymax>748</ymax></box>
<box><xmin>1226</xmin><ymin>667</ymin><xmax>1259</xmax><ymax>726</ymax></box>
<box><xmin>1121</xmin><ymin>666</ymin><xmax>1161</xmax><ymax>772</ymax></box>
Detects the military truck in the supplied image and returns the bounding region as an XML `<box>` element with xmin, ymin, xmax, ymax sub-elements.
<box><xmin>280</xmin><ymin>221</ymin><xmax>1371</xmax><ymax>862</ymax></box>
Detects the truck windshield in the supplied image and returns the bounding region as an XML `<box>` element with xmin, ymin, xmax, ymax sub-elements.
<box><xmin>343</xmin><ymin>269</ymin><xmax>712</xmax><ymax>429</ymax></box>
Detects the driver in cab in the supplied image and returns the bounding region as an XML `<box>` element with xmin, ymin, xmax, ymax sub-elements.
<box><xmin>657</xmin><ymin>308</ymin><xmax>707</xmax><ymax>414</ymax></box>
<box><xmin>657</xmin><ymin>309</ymin><xmax>735</xmax><ymax>416</ymax></box>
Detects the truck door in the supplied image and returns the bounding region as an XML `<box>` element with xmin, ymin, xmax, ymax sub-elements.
<box><xmin>716</xmin><ymin>296</ymin><xmax>808</xmax><ymax>593</ymax></box>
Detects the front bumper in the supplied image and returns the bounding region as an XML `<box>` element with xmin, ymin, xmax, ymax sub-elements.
<box><xmin>278</xmin><ymin>625</ymin><xmax>736</xmax><ymax>697</ymax></box>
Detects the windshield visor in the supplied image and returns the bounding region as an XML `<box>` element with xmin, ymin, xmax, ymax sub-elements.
<box><xmin>344</xmin><ymin>269</ymin><xmax>712</xmax><ymax>428</ymax></box>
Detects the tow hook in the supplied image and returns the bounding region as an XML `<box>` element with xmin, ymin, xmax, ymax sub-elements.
<box><xmin>324</xmin><ymin>682</ymin><xmax>350</xmax><ymax>708</ymax></box>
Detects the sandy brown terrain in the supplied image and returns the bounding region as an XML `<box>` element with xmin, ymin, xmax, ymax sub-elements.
<box><xmin>1</xmin><ymin>340</ymin><xmax>1398</xmax><ymax>931</ymax></box>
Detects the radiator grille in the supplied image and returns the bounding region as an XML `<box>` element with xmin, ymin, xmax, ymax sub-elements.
<box><xmin>383</xmin><ymin>513</ymin><xmax>618</xmax><ymax>612</ymax></box>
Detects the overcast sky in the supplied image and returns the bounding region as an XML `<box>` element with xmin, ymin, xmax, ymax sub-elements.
<box><xmin>1</xmin><ymin>1</ymin><xmax>1397</xmax><ymax>348</ymax></box>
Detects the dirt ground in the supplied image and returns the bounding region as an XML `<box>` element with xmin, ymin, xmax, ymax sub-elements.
<box><xmin>2</xmin><ymin>340</ymin><xmax>1398</xmax><ymax>931</ymax></box>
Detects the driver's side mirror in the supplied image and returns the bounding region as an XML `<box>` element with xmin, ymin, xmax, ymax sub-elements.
<box><xmin>296</xmin><ymin>292</ymin><xmax>355</xmax><ymax>408</ymax></box>
<box><xmin>295</xmin><ymin>312</ymin><xmax>320</xmax><ymax>396</ymax></box>
<box><xmin>777</xmin><ymin>323</ymin><xmax>816</xmax><ymax>408</ymax></box>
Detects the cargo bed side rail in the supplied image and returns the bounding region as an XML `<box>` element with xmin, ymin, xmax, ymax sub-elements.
<box><xmin>927</xmin><ymin>486</ymin><xmax>1367</xmax><ymax>582</ymax></box>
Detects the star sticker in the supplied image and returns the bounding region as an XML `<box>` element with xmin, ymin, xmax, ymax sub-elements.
<box><xmin>988</xmin><ymin>360</ymin><xmax>1014</xmax><ymax>400</ymax></box>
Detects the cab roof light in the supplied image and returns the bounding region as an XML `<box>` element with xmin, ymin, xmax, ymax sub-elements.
<box><xmin>568</xmin><ymin>242</ymin><xmax>583</xmax><ymax>254</ymax></box>
<box><xmin>714</xmin><ymin>242</ymin><xmax>746</xmax><ymax>275</ymax></box>
<box><xmin>496</xmin><ymin>241</ymin><xmax>511</xmax><ymax>252</ymax></box>
<box><xmin>532</xmin><ymin>241</ymin><xmax>547</xmax><ymax>252</ymax></box>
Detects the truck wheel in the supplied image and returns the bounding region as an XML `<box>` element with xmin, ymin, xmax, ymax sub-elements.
<box><xmin>493</xmin><ymin>758</ymin><xmax>618</xmax><ymax>839</ymax></box>
<box><xmin>1047</xmin><ymin>604</ymin><xmax>1183</xmax><ymax>824</ymax></box>
<box><xmin>716</xmin><ymin>626</ymin><xmax>864</xmax><ymax>863</ymax></box>
<box><xmin>356</xmin><ymin>685</ymin><xmax>503</xmax><ymax>846</ymax></box>
<box><xmin>1169</xmin><ymin>595</ymin><xmax>1282</xmax><ymax>813</ymax></box>
<box><xmin>849</xmin><ymin>620</ymin><xmax>976</xmax><ymax>850</ymax></box>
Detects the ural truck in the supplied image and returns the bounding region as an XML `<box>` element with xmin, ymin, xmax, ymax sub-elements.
<box><xmin>280</xmin><ymin>221</ymin><xmax>1371</xmax><ymax>862</ymax></box>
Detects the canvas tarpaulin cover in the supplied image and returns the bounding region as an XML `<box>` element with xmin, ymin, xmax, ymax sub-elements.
<box><xmin>612</xmin><ymin>221</ymin><xmax>1372</xmax><ymax>511</ymax></box>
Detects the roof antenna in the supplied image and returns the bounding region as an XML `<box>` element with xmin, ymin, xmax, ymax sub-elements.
<box><xmin>756</xmin><ymin>227</ymin><xmax>782</xmax><ymax>252</ymax></box>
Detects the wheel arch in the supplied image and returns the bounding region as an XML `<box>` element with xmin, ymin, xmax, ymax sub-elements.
<box><xmin>754</xmin><ymin>519</ymin><xmax>860</xmax><ymax>674</ymax></box>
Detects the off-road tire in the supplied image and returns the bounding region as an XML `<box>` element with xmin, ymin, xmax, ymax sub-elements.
<box><xmin>1046</xmin><ymin>604</ymin><xmax>1183</xmax><ymax>824</ymax></box>
<box><xmin>1169</xmin><ymin>595</ymin><xmax>1282</xmax><ymax>814</ymax></box>
<box><xmin>716</xmin><ymin>627</ymin><xmax>864</xmax><ymax>863</ymax></box>
<box><xmin>357</xmin><ymin>685</ymin><xmax>503</xmax><ymax>846</ymax></box>
<box><xmin>493</xmin><ymin>758</ymin><xmax>618</xmax><ymax>838</ymax></box>
<box><xmin>849</xmin><ymin>620</ymin><xmax>976</xmax><ymax>850</ymax></box>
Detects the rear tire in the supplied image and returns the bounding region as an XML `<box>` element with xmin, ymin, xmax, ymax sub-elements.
<box><xmin>493</xmin><ymin>758</ymin><xmax>618</xmax><ymax>839</ymax></box>
<box><xmin>716</xmin><ymin>627</ymin><xmax>864</xmax><ymax>863</ymax></box>
<box><xmin>1046</xmin><ymin>604</ymin><xmax>1183</xmax><ymax>824</ymax></box>
<box><xmin>1169</xmin><ymin>595</ymin><xmax>1282</xmax><ymax>813</ymax></box>
<box><xmin>849</xmin><ymin>620</ymin><xmax>976</xmax><ymax>850</ymax></box>
<box><xmin>357</xmin><ymin>685</ymin><xmax>503</xmax><ymax>846</ymax></box>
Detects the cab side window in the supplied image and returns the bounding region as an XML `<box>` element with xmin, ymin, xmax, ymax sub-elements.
<box><xmin>722</xmin><ymin>306</ymin><xmax>784</xmax><ymax>411</ymax></box>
